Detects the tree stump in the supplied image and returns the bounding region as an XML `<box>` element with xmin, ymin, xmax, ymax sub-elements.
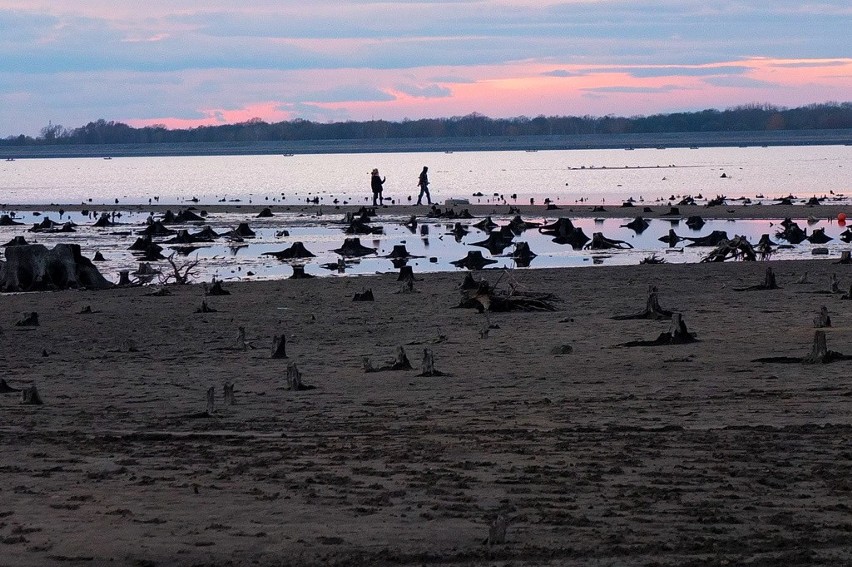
<box><xmin>117</xmin><ymin>270</ymin><xmax>131</xmax><ymax>286</ymax></box>
<box><xmin>205</xmin><ymin>280</ymin><xmax>230</xmax><ymax>296</ymax></box>
<box><xmin>804</xmin><ymin>330</ymin><xmax>830</xmax><ymax>364</ymax></box>
<box><xmin>21</xmin><ymin>385</ymin><xmax>43</xmax><ymax>405</ymax></box>
<box><xmin>391</xmin><ymin>346</ymin><xmax>412</xmax><ymax>370</ymax></box>
<box><xmin>286</xmin><ymin>363</ymin><xmax>314</xmax><ymax>390</ymax></box>
<box><xmin>263</xmin><ymin>242</ymin><xmax>316</xmax><ymax>259</ymax></box>
<box><xmin>397</xmin><ymin>265</ymin><xmax>415</xmax><ymax>282</ymax></box>
<box><xmin>612</xmin><ymin>286</ymin><xmax>673</xmax><ymax>320</ymax></box>
<box><xmin>0</xmin><ymin>378</ymin><xmax>20</xmax><ymax>393</ymax></box>
<box><xmin>271</xmin><ymin>334</ymin><xmax>288</xmax><ymax>359</ymax></box>
<box><xmin>290</xmin><ymin>265</ymin><xmax>314</xmax><ymax>279</ymax></box>
<box><xmin>223</xmin><ymin>382</ymin><xmax>235</xmax><ymax>405</ymax></box>
<box><xmin>353</xmin><ymin>289</ymin><xmax>374</xmax><ymax>301</ymax></box>
<box><xmin>813</xmin><ymin>306</ymin><xmax>831</xmax><ymax>328</ymax></box>
<box><xmin>619</xmin><ymin>313</ymin><xmax>697</xmax><ymax>347</ymax></box>
<box><xmin>206</xmin><ymin>386</ymin><xmax>215</xmax><ymax>414</ymax></box>
<box><xmin>830</xmin><ymin>273</ymin><xmax>840</xmax><ymax>294</ymax></box>
<box><xmin>418</xmin><ymin>348</ymin><xmax>446</xmax><ymax>376</ymax></box>
<box><xmin>735</xmin><ymin>267</ymin><xmax>779</xmax><ymax>291</ymax></box>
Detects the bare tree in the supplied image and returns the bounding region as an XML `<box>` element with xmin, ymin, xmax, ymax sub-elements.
<box><xmin>159</xmin><ymin>253</ymin><xmax>201</xmax><ymax>285</ymax></box>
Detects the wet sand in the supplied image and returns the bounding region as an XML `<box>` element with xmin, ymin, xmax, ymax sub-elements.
<box><xmin>1</xmin><ymin>205</ymin><xmax>852</xmax><ymax>566</ymax></box>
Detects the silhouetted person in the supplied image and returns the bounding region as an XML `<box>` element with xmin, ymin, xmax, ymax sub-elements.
<box><xmin>371</xmin><ymin>168</ymin><xmax>386</xmax><ymax>206</ymax></box>
<box><xmin>416</xmin><ymin>166</ymin><xmax>431</xmax><ymax>205</ymax></box>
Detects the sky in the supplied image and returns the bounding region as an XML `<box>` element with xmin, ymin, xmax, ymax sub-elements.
<box><xmin>0</xmin><ymin>1</ymin><xmax>850</xmax><ymax>137</ymax></box>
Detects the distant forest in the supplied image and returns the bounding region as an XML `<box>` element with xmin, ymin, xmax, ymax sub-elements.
<box><xmin>3</xmin><ymin>102</ymin><xmax>851</xmax><ymax>147</ymax></box>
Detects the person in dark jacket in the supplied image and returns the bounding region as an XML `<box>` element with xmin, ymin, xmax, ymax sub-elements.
<box><xmin>370</xmin><ymin>168</ymin><xmax>386</xmax><ymax>206</ymax></box>
<box><xmin>416</xmin><ymin>166</ymin><xmax>431</xmax><ymax>205</ymax></box>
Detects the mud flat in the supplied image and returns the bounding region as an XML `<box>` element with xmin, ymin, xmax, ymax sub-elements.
<box><xmin>1</xmin><ymin>253</ymin><xmax>851</xmax><ymax>565</ymax></box>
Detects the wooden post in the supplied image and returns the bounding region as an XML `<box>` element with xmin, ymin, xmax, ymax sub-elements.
<box><xmin>223</xmin><ymin>382</ymin><xmax>234</xmax><ymax>405</ymax></box>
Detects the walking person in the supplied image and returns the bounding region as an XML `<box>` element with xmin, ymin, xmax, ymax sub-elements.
<box><xmin>370</xmin><ymin>168</ymin><xmax>385</xmax><ymax>206</ymax></box>
<box><xmin>416</xmin><ymin>166</ymin><xmax>431</xmax><ymax>205</ymax></box>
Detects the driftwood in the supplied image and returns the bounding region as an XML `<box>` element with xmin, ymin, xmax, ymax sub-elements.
<box><xmin>457</xmin><ymin>272</ymin><xmax>558</xmax><ymax>312</ymax></box>
<box><xmin>0</xmin><ymin>243</ymin><xmax>112</xmax><ymax>292</ymax></box>
<box><xmin>612</xmin><ymin>286</ymin><xmax>673</xmax><ymax>320</ymax></box>
<box><xmin>701</xmin><ymin>235</ymin><xmax>756</xmax><ymax>262</ymax></box>
<box><xmin>640</xmin><ymin>254</ymin><xmax>666</xmax><ymax>264</ymax></box>
<box><xmin>271</xmin><ymin>334</ymin><xmax>288</xmax><ymax>359</ymax></box>
<box><xmin>619</xmin><ymin>313</ymin><xmax>698</xmax><ymax>347</ymax></box>
<box><xmin>754</xmin><ymin>330</ymin><xmax>852</xmax><ymax>364</ymax></box>
<box><xmin>21</xmin><ymin>385</ymin><xmax>43</xmax><ymax>405</ymax></box>
<box><xmin>734</xmin><ymin>267</ymin><xmax>779</xmax><ymax>291</ymax></box>
<box><xmin>417</xmin><ymin>348</ymin><xmax>446</xmax><ymax>377</ymax></box>
<box><xmin>286</xmin><ymin>363</ymin><xmax>315</xmax><ymax>390</ymax></box>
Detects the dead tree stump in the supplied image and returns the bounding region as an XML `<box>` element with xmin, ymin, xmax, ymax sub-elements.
<box><xmin>353</xmin><ymin>288</ymin><xmax>374</xmax><ymax>301</ymax></box>
<box><xmin>619</xmin><ymin>313</ymin><xmax>698</xmax><ymax>347</ymax></box>
<box><xmin>206</xmin><ymin>386</ymin><xmax>215</xmax><ymax>414</ymax></box>
<box><xmin>735</xmin><ymin>267</ymin><xmax>779</xmax><ymax>291</ymax></box>
<box><xmin>805</xmin><ymin>331</ymin><xmax>831</xmax><ymax>364</ymax></box>
<box><xmin>398</xmin><ymin>265</ymin><xmax>415</xmax><ymax>282</ymax></box>
<box><xmin>364</xmin><ymin>346</ymin><xmax>413</xmax><ymax>372</ymax></box>
<box><xmin>830</xmin><ymin>273</ymin><xmax>840</xmax><ymax>294</ymax></box>
<box><xmin>835</xmin><ymin>251</ymin><xmax>852</xmax><ymax>264</ymax></box>
<box><xmin>290</xmin><ymin>265</ymin><xmax>314</xmax><ymax>279</ymax></box>
<box><xmin>118</xmin><ymin>270</ymin><xmax>131</xmax><ymax>286</ymax></box>
<box><xmin>286</xmin><ymin>363</ymin><xmax>315</xmax><ymax>390</ymax></box>
<box><xmin>814</xmin><ymin>306</ymin><xmax>831</xmax><ymax>328</ymax></box>
<box><xmin>21</xmin><ymin>385</ymin><xmax>43</xmax><ymax>405</ymax></box>
<box><xmin>417</xmin><ymin>348</ymin><xmax>446</xmax><ymax>376</ymax></box>
<box><xmin>0</xmin><ymin>378</ymin><xmax>20</xmax><ymax>393</ymax></box>
<box><xmin>612</xmin><ymin>286</ymin><xmax>673</xmax><ymax>320</ymax></box>
<box><xmin>205</xmin><ymin>280</ymin><xmax>230</xmax><ymax>296</ymax></box>
<box><xmin>223</xmin><ymin>382</ymin><xmax>235</xmax><ymax>405</ymax></box>
<box><xmin>195</xmin><ymin>300</ymin><xmax>216</xmax><ymax>313</ymax></box>
<box><xmin>271</xmin><ymin>334</ymin><xmax>288</xmax><ymax>359</ymax></box>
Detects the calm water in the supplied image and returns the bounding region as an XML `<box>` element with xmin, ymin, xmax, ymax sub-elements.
<box><xmin>1</xmin><ymin>145</ymin><xmax>848</xmax><ymax>206</ymax></box>
<box><xmin>0</xmin><ymin>145</ymin><xmax>850</xmax><ymax>282</ymax></box>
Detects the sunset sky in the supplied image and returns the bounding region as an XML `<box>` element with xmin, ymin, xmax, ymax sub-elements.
<box><xmin>1</xmin><ymin>1</ymin><xmax>850</xmax><ymax>137</ymax></box>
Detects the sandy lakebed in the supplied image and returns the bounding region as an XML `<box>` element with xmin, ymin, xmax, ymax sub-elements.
<box><xmin>1</xmin><ymin>204</ymin><xmax>851</xmax><ymax>566</ymax></box>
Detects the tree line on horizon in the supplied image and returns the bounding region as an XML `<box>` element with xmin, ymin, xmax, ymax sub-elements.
<box><xmin>3</xmin><ymin>102</ymin><xmax>850</xmax><ymax>147</ymax></box>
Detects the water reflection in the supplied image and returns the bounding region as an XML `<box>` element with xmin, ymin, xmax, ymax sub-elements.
<box><xmin>0</xmin><ymin>209</ymin><xmax>850</xmax><ymax>284</ymax></box>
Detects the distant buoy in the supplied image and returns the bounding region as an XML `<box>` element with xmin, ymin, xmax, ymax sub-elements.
<box><xmin>838</xmin><ymin>212</ymin><xmax>847</xmax><ymax>222</ymax></box>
